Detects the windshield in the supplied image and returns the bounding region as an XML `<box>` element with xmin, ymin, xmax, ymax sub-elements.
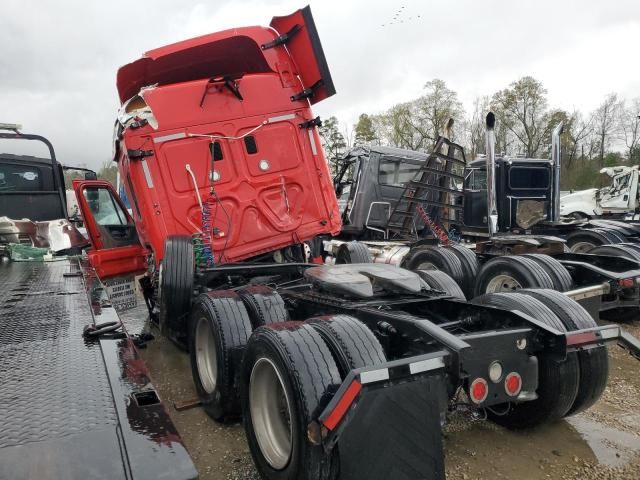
<box><xmin>610</xmin><ymin>173</ymin><xmax>631</xmax><ymax>193</ymax></box>
<box><xmin>464</xmin><ymin>169</ymin><xmax>487</xmax><ymax>191</ymax></box>
<box><xmin>378</xmin><ymin>156</ymin><xmax>423</xmax><ymax>186</ymax></box>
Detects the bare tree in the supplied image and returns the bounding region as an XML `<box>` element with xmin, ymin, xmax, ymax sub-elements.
<box><xmin>491</xmin><ymin>76</ymin><xmax>549</xmax><ymax>157</ymax></box>
<box><xmin>621</xmin><ymin>98</ymin><xmax>640</xmax><ymax>163</ymax></box>
<box><xmin>416</xmin><ymin>79</ymin><xmax>464</xmax><ymax>143</ymax></box>
<box><xmin>465</xmin><ymin>96</ymin><xmax>490</xmax><ymax>160</ymax></box>
<box><xmin>593</xmin><ymin>93</ymin><xmax>623</xmax><ymax>167</ymax></box>
<box><xmin>342</xmin><ymin>123</ymin><xmax>355</xmax><ymax>150</ymax></box>
<box><xmin>564</xmin><ymin>111</ymin><xmax>594</xmax><ymax>168</ymax></box>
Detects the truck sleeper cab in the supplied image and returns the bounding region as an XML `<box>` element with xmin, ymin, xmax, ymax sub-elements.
<box><xmin>111</xmin><ymin>6</ymin><xmax>341</xmax><ymax>272</ymax></box>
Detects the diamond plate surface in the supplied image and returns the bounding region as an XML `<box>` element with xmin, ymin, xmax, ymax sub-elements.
<box><xmin>0</xmin><ymin>259</ymin><xmax>118</xmax><ymax>448</ymax></box>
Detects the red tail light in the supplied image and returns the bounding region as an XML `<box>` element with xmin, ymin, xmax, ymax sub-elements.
<box><xmin>619</xmin><ymin>278</ymin><xmax>635</xmax><ymax>288</ymax></box>
<box><xmin>504</xmin><ymin>372</ymin><xmax>522</xmax><ymax>397</ymax></box>
<box><xmin>469</xmin><ymin>378</ymin><xmax>488</xmax><ymax>404</ymax></box>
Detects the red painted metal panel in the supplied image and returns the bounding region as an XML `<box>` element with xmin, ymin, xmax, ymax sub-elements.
<box><xmin>270</xmin><ymin>6</ymin><xmax>336</xmax><ymax>105</ymax></box>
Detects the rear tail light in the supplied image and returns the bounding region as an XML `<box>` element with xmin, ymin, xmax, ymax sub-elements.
<box><xmin>504</xmin><ymin>372</ymin><xmax>522</xmax><ymax>397</ymax></box>
<box><xmin>469</xmin><ymin>378</ymin><xmax>489</xmax><ymax>404</ymax></box>
<box><xmin>619</xmin><ymin>277</ymin><xmax>635</xmax><ymax>288</ymax></box>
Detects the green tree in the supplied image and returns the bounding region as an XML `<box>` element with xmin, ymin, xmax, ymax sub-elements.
<box><xmin>491</xmin><ymin>76</ymin><xmax>549</xmax><ymax>157</ymax></box>
<box><xmin>354</xmin><ymin>113</ymin><xmax>377</xmax><ymax>145</ymax></box>
<box><xmin>319</xmin><ymin>116</ymin><xmax>346</xmax><ymax>173</ymax></box>
<box><xmin>373</xmin><ymin>79</ymin><xmax>464</xmax><ymax>152</ymax></box>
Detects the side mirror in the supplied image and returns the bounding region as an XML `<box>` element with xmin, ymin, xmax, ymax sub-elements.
<box><xmin>85</xmin><ymin>171</ymin><xmax>97</xmax><ymax>180</ymax></box>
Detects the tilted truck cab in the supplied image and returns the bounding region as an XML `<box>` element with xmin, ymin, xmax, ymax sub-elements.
<box><xmin>106</xmin><ymin>6</ymin><xmax>340</xmax><ymax>274</ymax></box>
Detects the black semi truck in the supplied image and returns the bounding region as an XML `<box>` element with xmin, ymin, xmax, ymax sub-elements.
<box><xmin>327</xmin><ymin>115</ymin><xmax>640</xmax><ymax>322</ymax></box>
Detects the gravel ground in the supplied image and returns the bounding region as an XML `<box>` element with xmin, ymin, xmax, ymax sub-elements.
<box><xmin>139</xmin><ymin>320</ymin><xmax>640</xmax><ymax>480</ymax></box>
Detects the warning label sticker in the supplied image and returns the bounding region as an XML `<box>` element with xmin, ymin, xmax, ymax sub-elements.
<box><xmin>104</xmin><ymin>276</ymin><xmax>137</xmax><ymax>311</ymax></box>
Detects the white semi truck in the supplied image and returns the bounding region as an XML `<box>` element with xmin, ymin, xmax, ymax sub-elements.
<box><xmin>561</xmin><ymin>165</ymin><xmax>640</xmax><ymax>219</ymax></box>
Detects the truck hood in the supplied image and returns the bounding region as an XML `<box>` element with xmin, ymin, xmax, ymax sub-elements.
<box><xmin>559</xmin><ymin>188</ymin><xmax>598</xmax><ymax>216</ymax></box>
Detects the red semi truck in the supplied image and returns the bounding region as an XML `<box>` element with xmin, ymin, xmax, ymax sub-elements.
<box><xmin>69</xmin><ymin>7</ymin><xmax>640</xmax><ymax>480</ymax></box>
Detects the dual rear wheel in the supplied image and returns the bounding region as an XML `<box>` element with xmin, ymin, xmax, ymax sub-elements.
<box><xmin>472</xmin><ymin>289</ymin><xmax>608</xmax><ymax>428</ymax></box>
<box><xmin>189</xmin><ymin>285</ymin><xmax>384</xmax><ymax>480</ymax></box>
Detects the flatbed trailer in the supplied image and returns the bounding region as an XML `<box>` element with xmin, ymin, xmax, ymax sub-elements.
<box><xmin>0</xmin><ymin>256</ymin><xmax>197</xmax><ymax>480</ymax></box>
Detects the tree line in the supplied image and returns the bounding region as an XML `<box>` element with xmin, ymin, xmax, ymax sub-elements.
<box><xmin>319</xmin><ymin>77</ymin><xmax>640</xmax><ymax>189</ymax></box>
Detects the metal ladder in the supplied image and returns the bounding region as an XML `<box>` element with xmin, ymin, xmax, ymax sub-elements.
<box><xmin>386</xmin><ymin>136</ymin><xmax>466</xmax><ymax>240</ymax></box>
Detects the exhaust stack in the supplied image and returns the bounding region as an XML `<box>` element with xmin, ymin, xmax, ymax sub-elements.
<box><xmin>485</xmin><ymin>112</ymin><xmax>498</xmax><ymax>236</ymax></box>
<box><xmin>551</xmin><ymin>122</ymin><xmax>564</xmax><ymax>223</ymax></box>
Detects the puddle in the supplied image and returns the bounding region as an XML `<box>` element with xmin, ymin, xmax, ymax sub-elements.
<box><xmin>567</xmin><ymin>415</ymin><xmax>640</xmax><ymax>467</ymax></box>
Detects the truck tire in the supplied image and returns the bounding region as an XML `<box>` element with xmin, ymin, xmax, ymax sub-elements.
<box><xmin>472</xmin><ymin>292</ymin><xmax>580</xmax><ymax>428</ymax></box>
<box><xmin>618</xmin><ymin>243</ymin><xmax>640</xmax><ymax>255</ymax></box>
<box><xmin>241</xmin><ymin>323</ymin><xmax>340</xmax><ymax>480</ymax></box>
<box><xmin>238</xmin><ymin>285</ymin><xmax>290</xmax><ymax>329</ymax></box>
<box><xmin>159</xmin><ymin>235</ymin><xmax>195</xmax><ymax>349</ymax></box>
<box><xmin>446</xmin><ymin>244</ymin><xmax>479</xmax><ymax>298</ymax></box>
<box><xmin>565</xmin><ymin>229</ymin><xmax>616</xmax><ymax>253</ymax></box>
<box><xmin>416</xmin><ymin>269</ymin><xmax>466</xmax><ymax>300</ymax></box>
<box><xmin>603</xmin><ymin>229</ymin><xmax>627</xmax><ymax>243</ymax></box>
<box><xmin>522</xmin><ymin>254</ymin><xmax>573</xmax><ymax>292</ymax></box>
<box><xmin>305</xmin><ymin>315</ymin><xmax>386</xmax><ymax>378</ymax></box>
<box><xmin>592</xmin><ymin>244</ymin><xmax>640</xmax><ymax>323</ymax></box>
<box><xmin>474</xmin><ymin>256</ymin><xmax>554</xmax><ymax>296</ymax></box>
<box><xmin>335</xmin><ymin>241</ymin><xmax>372</xmax><ymax>264</ymax></box>
<box><xmin>189</xmin><ymin>291</ymin><xmax>253</xmax><ymax>421</ymax></box>
<box><xmin>590</xmin><ymin>228</ymin><xmax>624</xmax><ymax>244</ymax></box>
<box><xmin>520</xmin><ymin>289</ymin><xmax>609</xmax><ymax>415</ymax></box>
<box><xmin>401</xmin><ymin>246</ymin><xmax>465</xmax><ymax>288</ymax></box>
<box><xmin>589</xmin><ymin>244</ymin><xmax>640</xmax><ymax>262</ymax></box>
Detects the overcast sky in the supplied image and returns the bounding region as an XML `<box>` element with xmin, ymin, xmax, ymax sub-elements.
<box><xmin>1</xmin><ymin>0</ymin><xmax>639</xmax><ymax>169</ymax></box>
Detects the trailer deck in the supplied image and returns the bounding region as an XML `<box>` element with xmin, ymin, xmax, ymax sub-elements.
<box><xmin>0</xmin><ymin>257</ymin><xmax>197</xmax><ymax>479</ymax></box>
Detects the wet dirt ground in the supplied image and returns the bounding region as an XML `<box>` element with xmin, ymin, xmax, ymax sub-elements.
<box><xmin>137</xmin><ymin>319</ymin><xmax>640</xmax><ymax>480</ymax></box>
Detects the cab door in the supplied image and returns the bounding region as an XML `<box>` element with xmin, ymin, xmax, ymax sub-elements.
<box><xmin>73</xmin><ymin>180</ymin><xmax>147</xmax><ymax>279</ymax></box>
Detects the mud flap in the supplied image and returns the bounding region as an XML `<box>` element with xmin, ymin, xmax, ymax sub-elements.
<box><xmin>577</xmin><ymin>295</ymin><xmax>601</xmax><ymax>322</ymax></box>
<box><xmin>319</xmin><ymin>353</ymin><xmax>448</xmax><ymax>480</ymax></box>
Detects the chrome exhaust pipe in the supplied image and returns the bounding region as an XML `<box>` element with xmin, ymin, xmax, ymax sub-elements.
<box><xmin>551</xmin><ymin>122</ymin><xmax>564</xmax><ymax>223</ymax></box>
<box><xmin>485</xmin><ymin>112</ymin><xmax>498</xmax><ymax>236</ymax></box>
